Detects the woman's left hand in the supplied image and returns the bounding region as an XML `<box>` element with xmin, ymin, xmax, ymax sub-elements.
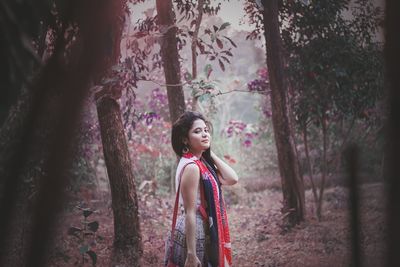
<box><xmin>184</xmin><ymin>252</ymin><xmax>201</xmax><ymax>267</ymax></box>
<box><xmin>209</xmin><ymin>150</ymin><xmax>238</xmax><ymax>185</ymax></box>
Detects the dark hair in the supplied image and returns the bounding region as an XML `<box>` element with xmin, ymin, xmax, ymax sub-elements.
<box><xmin>171</xmin><ymin>111</ymin><xmax>216</xmax><ymax>171</ymax></box>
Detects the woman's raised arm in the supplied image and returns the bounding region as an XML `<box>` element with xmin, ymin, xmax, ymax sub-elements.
<box><xmin>210</xmin><ymin>151</ymin><xmax>239</xmax><ymax>186</ymax></box>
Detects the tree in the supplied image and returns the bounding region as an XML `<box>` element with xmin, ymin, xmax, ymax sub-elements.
<box><xmin>246</xmin><ymin>0</ymin><xmax>384</xmax><ymax>221</ymax></box>
<box><xmin>384</xmin><ymin>1</ymin><xmax>400</xmax><ymax>265</ymax></box>
<box><xmin>261</xmin><ymin>0</ymin><xmax>305</xmax><ymax>226</ymax></box>
<box><xmin>0</xmin><ymin>0</ymin><xmax>50</xmax><ymax>127</ymax></box>
<box><xmin>93</xmin><ymin>0</ymin><xmax>142</xmax><ymax>265</ymax></box>
<box><xmin>156</xmin><ymin>0</ymin><xmax>186</xmax><ymax>124</ymax></box>
<box><xmin>0</xmin><ymin>1</ymin><xmax>83</xmax><ymax>264</ymax></box>
<box><xmin>281</xmin><ymin>0</ymin><xmax>384</xmax><ymax>220</ymax></box>
<box><xmin>96</xmin><ymin>92</ymin><xmax>142</xmax><ymax>265</ymax></box>
<box><xmin>190</xmin><ymin>0</ymin><xmax>204</xmax><ymax>111</ymax></box>
<box><xmin>0</xmin><ymin>0</ymin><xmax>143</xmax><ymax>265</ymax></box>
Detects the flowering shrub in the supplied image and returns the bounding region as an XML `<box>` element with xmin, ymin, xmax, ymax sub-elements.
<box><xmin>148</xmin><ymin>88</ymin><xmax>169</xmax><ymax>120</ymax></box>
<box><xmin>223</xmin><ymin>120</ymin><xmax>258</xmax><ymax>148</ymax></box>
<box><xmin>247</xmin><ymin>67</ymin><xmax>269</xmax><ymax>93</ymax></box>
<box><xmin>246</xmin><ymin>67</ymin><xmax>272</xmax><ymax>118</ymax></box>
<box><xmin>247</xmin><ymin>79</ymin><xmax>268</xmax><ymax>92</ymax></box>
<box><xmin>215</xmin><ymin>116</ymin><xmax>277</xmax><ymax>178</ymax></box>
<box><xmin>121</xmin><ymin>88</ymin><xmax>175</xmax><ymax>193</ymax></box>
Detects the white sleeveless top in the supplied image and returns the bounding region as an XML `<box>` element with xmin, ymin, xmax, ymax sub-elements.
<box><xmin>175</xmin><ymin>156</ymin><xmax>202</xmax><ymax>207</ymax></box>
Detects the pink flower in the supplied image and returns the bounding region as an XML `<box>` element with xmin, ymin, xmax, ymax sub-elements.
<box><xmin>258</xmin><ymin>68</ymin><xmax>269</xmax><ymax>80</ymax></box>
<box><xmin>243</xmin><ymin>139</ymin><xmax>252</xmax><ymax>147</ymax></box>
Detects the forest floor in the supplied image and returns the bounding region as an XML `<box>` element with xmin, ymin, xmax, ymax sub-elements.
<box><xmin>48</xmin><ymin>177</ymin><xmax>386</xmax><ymax>267</ymax></box>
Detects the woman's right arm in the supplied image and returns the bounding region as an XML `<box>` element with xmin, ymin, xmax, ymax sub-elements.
<box><xmin>180</xmin><ymin>164</ymin><xmax>202</xmax><ymax>267</ymax></box>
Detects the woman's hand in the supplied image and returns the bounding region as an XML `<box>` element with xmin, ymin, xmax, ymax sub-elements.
<box><xmin>210</xmin><ymin>150</ymin><xmax>239</xmax><ymax>185</ymax></box>
<box><xmin>184</xmin><ymin>252</ymin><xmax>202</xmax><ymax>267</ymax></box>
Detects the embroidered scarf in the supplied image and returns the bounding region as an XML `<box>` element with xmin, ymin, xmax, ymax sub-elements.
<box><xmin>183</xmin><ymin>153</ymin><xmax>232</xmax><ymax>267</ymax></box>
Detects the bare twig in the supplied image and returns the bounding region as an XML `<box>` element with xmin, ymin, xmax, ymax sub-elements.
<box><xmin>215</xmin><ymin>89</ymin><xmax>267</xmax><ymax>96</ymax></box>
<box><xmin>136</xmin><ymin>78</ymin><xmax>190</xmax><ymax>87</ymax></box>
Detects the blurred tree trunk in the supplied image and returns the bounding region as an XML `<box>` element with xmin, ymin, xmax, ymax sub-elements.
<box><xmin>262</xmin><ymin>0</ymin><xmax>305</xmax><ymax>226</ymax></box>
<box><xmin>1</xmin><ymin>0</ymin><xmax>141</xmax><ymax>265</ymax></box>
<box><xmin>385</xmin><ymin>1</ymin><xmax>400</xmax><ymax>265</ymax></box>
<box><xmin>156</xmin><ymin>0</ymin><xmax>186</xmax><ymax>123</ymax></box>
<box><xmin>0</xmin><ymin>87</ymin><xmax>42</xmax><ymax>266</ymax></box>
<box><xmin>0</xmin><ymin>13</ymin><xmax>53</xmax><ymax>266</ymax></box>
<box><xmin>92</xmin><ymin>0</ymin><xmax>142</xmax><ymax>265</ymax></box>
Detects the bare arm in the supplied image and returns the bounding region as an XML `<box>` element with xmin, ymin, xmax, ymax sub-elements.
<box><xmin>210</xmin><ymin>151</ymin><xmax>239</xmax><ymax>185</ymax></box>
<box><xmin>180</xmin><ymin>164</ymin><xmax>202</xmax><ymax>266</ymax></box>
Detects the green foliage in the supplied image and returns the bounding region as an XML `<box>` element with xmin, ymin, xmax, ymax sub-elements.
<box><xmin>187</xmin><ymin>69</ymin><xmax>219</xmax><ymax>97</ymax></box>
<box><xmin>212</xmin><ymin>100</ymin><xmax>278</xmax><ymax>179</ymax></box>
<box><xmin>67</xmin><ymin>206</ymin><xmax>99</xmax><ymax>266</ymax></box>
<box><xmin>280</xmin><ymin>0</ymin><xmax>385</xmax><ymax>177</ymax></box>
<box><xmin>130</xmin><ymin>3</ymin><xmax>236</xmax><ymax>84</ymax></box>
<box><xmin>175</xmin><ymin>0</ymin><xmax>222</xmax><ymax>19</ymax></box>
<box><xmin>281</xmin><ymin>0</ymin><xmax>384</xmax><ymax>124</ymax></box>
<box><xmin>180</xmin><ymin>20</ymin><xmax>236</xmax><ymax>72</ymax></box>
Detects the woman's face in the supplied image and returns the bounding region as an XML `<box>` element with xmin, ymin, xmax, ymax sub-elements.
<box><xmin>185</xmin><ymin>119</ymin><xmax>211</xmax><ymax>153</ymax></box>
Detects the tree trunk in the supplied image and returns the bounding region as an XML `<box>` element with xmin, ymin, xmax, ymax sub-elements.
<box><xmin>190</xmin><ymin>0</ymin><xmax>204</xmax><ymax>111</ymax></box>
<box><xmin>331</xmin><ymin>117</ymin><xmax>356</xmax><ymax>174</ymax></box>
<box><xmin>317</xmin><ymin>114</ymin><xmax>328</xmax><ymax>220</ymax></box>
<box><xmin>262</xmin><ymin>0</ymin><xmax>305</xmax><ymax>226</ymax></box>
<box><xmin>92</xmin><ymin>0</ymin><xmax>142</xmax><ymax>264</ymax></box>
<box><xmin>156</xmin><ymin>0</ymin><xmax>186</xmax><ymax>124</ymax></box>
<box><xmin>0</xmin><ymin>0</ymin><xmax>141</xmax><ymax>265</ymax></box>
<box><xmin>385</xmin><ymin>1</ymin><xmax>400</xmax><ymax>265</ymax></box>
<box><xmin>287</xmin><ymin>79</ymin><xmax>304</xmax><ymax>185</ymax></box>
<box><xmin>302</xmin><ymin>122</ymin><xmax>319</xmax><ymax>217</ymax></box>
<box><xmin>96</xmin><ymin>94</ymin><xmax>142</xmax><ymax>265</ymax></box>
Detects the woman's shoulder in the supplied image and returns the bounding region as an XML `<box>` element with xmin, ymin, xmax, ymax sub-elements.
<box><xmin>175</xmin><ymin>157</ymin><xmax>200</xmax><ymax>191</ymax></box>
<box><xmin>177</xmin><ymin>157</ymin><xmax>198</xmax><ymax>174</ymax></box>
<box><xmin>180</xmin><ymin>163</ymin><xmax>200</xmax><ymax>178</ymax></box>
<box><xmin>177</xmin><ymin>156</ymin><xmax>197</xmax><ymax>169</ymax></box>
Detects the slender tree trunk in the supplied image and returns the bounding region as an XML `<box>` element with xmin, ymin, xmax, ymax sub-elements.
<box><xmin>191</xmin><ymin>0</ymin><xmax>204</xmax><ymax>111</ymax></box>
<box><xmin>262</xmin><ymin>0</ymin><xmax>305</xmax><ymax>226</ymax></box>
<box><xmin>92</xmin><ymin>0</ymin><xmax>142</xmax><ymax>264</ymax></box>
<box><xmin>96</xmin><ymin>93</ymin><xmax>142</xmax><ymax>265</ymax></box>
<box><xmin>380</xmin><ymin>153</ymin><xmax>385</xmax><ymax>181</ymax></box>
<box><xmin>331</xmin><ymin>117</ymin><xmax>356</xmax><ymax>173</ymax></box>
<box><xmin>287</xmin><ymin>78</ymin><xmax>303</xmax><ymax>177</ymax></box>
<box><xmin>317</xmin><ymin>114</ymin><xmax>328</xmax><ymax>220</ymax></box>
<box><xmin>156</xmin><ymin>0</ymin><xmax>186</xmax><ymax>123</ymax></box>
<box><xmin>302</xmin><ymin>122</ymin><xmax>319</xmax><ymax>216</ymax></box>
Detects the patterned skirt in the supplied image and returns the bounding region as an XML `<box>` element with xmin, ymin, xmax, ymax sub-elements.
<box><xmin>164</xmin><ymin>212</ymin><xmax>208</xmax><ymax>267</ymax></box>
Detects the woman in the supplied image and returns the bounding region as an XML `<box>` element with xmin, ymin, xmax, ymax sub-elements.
<box><xmin>165</xmin><ymin>111</ymin><xmax>238</xmax><ymax>267</ymax></box>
